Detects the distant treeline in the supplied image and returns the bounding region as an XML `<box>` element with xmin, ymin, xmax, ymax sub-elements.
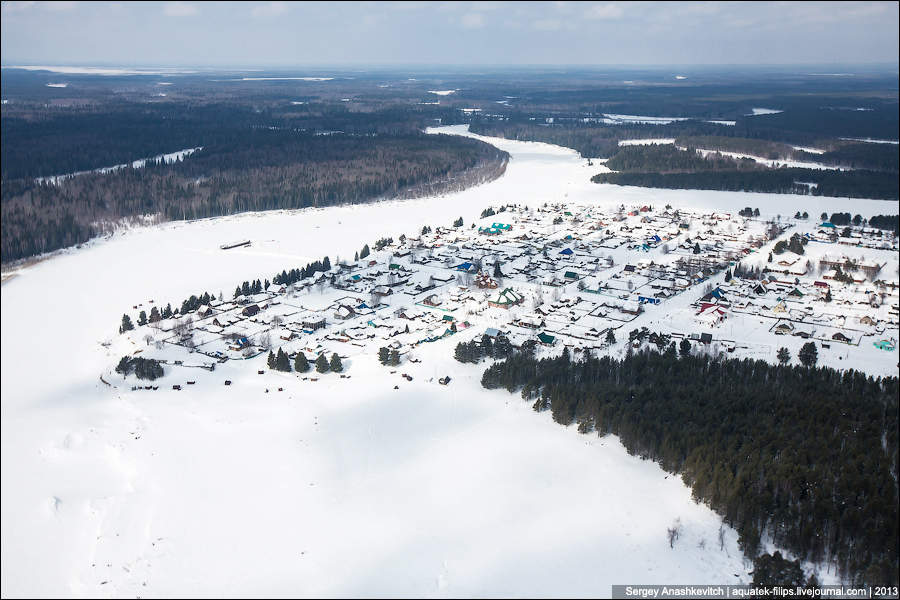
<box><xmin>592</xmin><ymin>169</ymin><xmax>898</xmax><ymax>200</ymax></box>
<box><xmin>1</xmin><ymin>103</ymin><xmax>446</xmax><ymax>180</ymax></box>
<box><xmin>605</xmin><ymin>145</ymin><xmax>758</xmax><ymax>172</ymax></box>
<box><xmin>1</xmin><ymin>132</ymin><xmax>507</xmax><ymax>262</ymax></box>
<box><xmin>480</xmin><ymin>349</ymin><xmax>899</xmax><ymax>585</ymax></box>
<box><xmin>676</xmin><ymin>136</ymin><xmax>899</xmax><ymax>172</ymax></box>
<box><xmin>593</xmin><ymin>145</ymin><xmax>898</xmax><ymax>199</ymax></box>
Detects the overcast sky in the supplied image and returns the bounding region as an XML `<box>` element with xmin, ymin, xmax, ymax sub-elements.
<box><xmin>1</xmin><ymin>1</ymin><xmax>898</xmax><ymax>67</ymax></box>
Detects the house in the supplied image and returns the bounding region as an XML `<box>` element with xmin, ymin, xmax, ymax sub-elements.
<box><xmin>488</xmin><ymin>288</ymin><xmax>524</xmax><ymax>309</ymax></box>
<box><xmin>537</xmin><ymin>332</ymin><xmax>556</xmax><ymax>345</ymax></box>
<box><xmin>334</xmin><ymin>305</ymin><xmax>356</xmax><ymax>320</ymax></box>
<box><xmin>831</xmin><ymin>332</ymin><xmax>852</xmax><ymax>343</ymax></box>
<box><xmin>475</xmin><ymin>273</ymin><xmax>499</xmax><ymax>289</ymax></box>
<box><xmin>301</xmin><ymin>316</ymin><xmax>326</xmax><ymax>331</ymax></box>
<box><xmin>774</xmin><ymin>322</ymin><xmax>794</xmax><ymax>335</ymax></box>
<box><xmin>873</xmin><ymin>339</ymin><xmax>896</xmax><ymax>351</ymax></box>
<box><xmin>241</xmin><ymin>304</ymin><xmax>260</xmax><ymax>317</ymax></box>
<box><xmin>422</xmin><ymin>294</ymin><xmax>443</xmax><ymax>307</ymax></box>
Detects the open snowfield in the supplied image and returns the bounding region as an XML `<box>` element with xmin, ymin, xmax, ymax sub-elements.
<box><xmin>2</xmin><ymin>126</ymin><xmax>893</xmax><ymax>597</ymax></box>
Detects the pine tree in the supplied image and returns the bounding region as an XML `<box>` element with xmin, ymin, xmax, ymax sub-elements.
<box><xmin>679</xmin><ymin>338</ymin><xmax>691</xmax><ymax>356</ymax></box>
<box><xmin>798</xmin><ymin>342</ymin><xmax>818</xmax><ymax>368</ymax></box>
<box><xmin>360</xmin><ymin>244</ymin><xmax>370</xmax><ymax>259</ymax></box>
<box><xmin>354</xmin><ymin>251</ymin><xmax>359</xmax><ymax>262</ymax></box>
<box><xmin>138</xmin><ymin>310</ymin><xmax>147</xmax><ymax>326</ymax></box>
<box><xmin>378</xmin><ymin>347</ymin><xmax>390</xmax><ymax>365</ymax></box>
<box><xmin>276</xmin><ymin>348</ymin><xmax>291</xmax><ymax>372</ymax></box>
<box><xmin>294</xmin><ymin>352</ymin><xmax>310</xmax><ymax>373</ymax></box>
<box><xmin>329</xmin><ymin>353</ymin><xmax>343</xmax><ymax>372</ymax></box>
<box><xmin>777</xmin><ymin>347</ymin><xmax>790</xmax><ymax>364</ymax></box>
<box><xmin>315</xmin><ymin>353</ymin><xmax>330</xmax><ymax>373</ymax></box>
<box><xmin>606</xmin><ymin>330</ymin><xmax>616</xmax><ymax>345</ymax></box>
<box><xmin>267</xmin><ymin>350</ymin><xmax>276</xmax><ymax>369</ymax></box>
<box><xmin>162</xmin><ymin>303</ymin><xmax>173</xmax><ymax>319</ymax></box>
<box><xmin>119</xmin><ymin>314</ymin><xmax>134</xmax><ymax>334</ymax></box>
<box><xmin>149</xmin><ymin>306</ymin><xmax>161</xmax><ymax>323</ymax></box>
<box><xmin>389</xmin><ymin>349</ymin><xmax>400</xmax><ymax>366</ymax></box>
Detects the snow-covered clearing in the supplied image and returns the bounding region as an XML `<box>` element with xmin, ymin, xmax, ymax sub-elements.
<box><xmin>36</xmin><ymin>148</ymin><xmax>203</xmax><ymax>185</ymax></box>
<box><xmin>3</xmin><ymin>126</ymin><xmax>892</xmax><ymax>597</ymax></box>
<box><xmin>428</xmin><ymin>90</ymin><xmax>457</xmax><ymax>96</ymax></box>
<box><xmin>618</xmin><ymin>138</ymin><xmax>676</xmax><ymax>146</ymax></box>
<box><xmin>694</xmin><ymin>148</ymin><xmax>849</xmax><ymax>171</ymax></box>
<box><xmin>839</xmin><ymin>137</ymin><xmax>899</xmax><ymax>145</ymax></box>
<box><xmin>601</xmin><ymin>114</ymin><xmax>690</xmax><ymax>125</ymax></box>
<box><xmin>45</xmin><ymin>82</ymin><xmax>68</xmax><ymax>88</ymax></box>
<box><xmin>747</xmin><ymin>108</ymin><xmax>783</xmax><ymax>116</ymax></box>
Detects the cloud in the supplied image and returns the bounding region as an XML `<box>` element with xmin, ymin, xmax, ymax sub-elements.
<box><xmin>163</xmin><ymin>1</ymin><xmax>198</xmax><ymax>17</ymax></box>
<box><xmin>460</xmin><ymin>12</ymin><xmax>485</xmax><ymax>28</ymax></box>
<box><xmin>584</xmin><ymin>3</ymin><xmax>623</xmax><ymax>20</ymax></box>
<box><xmin>251</xmin><ymin>1</ymin><xmax>288</xmax><ymax>18</ymax></box>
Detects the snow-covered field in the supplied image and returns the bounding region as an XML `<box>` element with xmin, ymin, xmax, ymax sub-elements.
<box><xmin>2</xmin><ymin>126</ymin><xmax>892</xmax><ymax>597</ymax></box>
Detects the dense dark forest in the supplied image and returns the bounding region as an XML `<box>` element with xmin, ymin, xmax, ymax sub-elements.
<box><xmin>592</xmin><ymin>168</ymin><xmax>898</xmax><ymax>199</ymax></box>
<box><xmin>480</xmin><ymin>349</ymin><xmax>899</xmax><ymax>585</ymax></box>
<box><xmin>1</xmin><ymin>130</ymin><xmax>507</xmax><ymax>262</ymax></box>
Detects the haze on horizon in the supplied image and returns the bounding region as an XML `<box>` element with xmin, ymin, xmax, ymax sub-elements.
<box><xmin>1</xmin><ymin>1</ymin><xmax>898</xmax><ymax>69</ymax></box>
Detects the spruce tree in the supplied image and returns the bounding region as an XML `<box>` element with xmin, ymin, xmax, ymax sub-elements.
<box><xmin>389</xmin><ymin>349</ymin><xmax>400</xmax><ymax>366</ymax></box>
<box><xmin>606</xmin><ymin>330</ymin><xmax>616</xmax><ymax>345</ymax></box>
<box><xmin>149</xmin><ymin>306</ymin><xmax>161</xmax><ymax>323</ymax></box>
<box><xmin>120</xmin><ymin>314</ymin><xmax>134</xmax><ymax>334</ymax></box>
<box><xmin>276</xmin><ymin>348</ymin><xmax>291</xmax><ymax>372</ymax></box>
<box><xmin>378</xmin><ymin>347</ymin><xmax>390</xmax><ymax>365</ymax></box>
<box><xmin>360</xmin><ymin>244</ymin><xmax>370</xmax><ymax>259</ymax></box>
<box><xmin>315</xmin><ymin>353</ymin><xmax>330</xmax><ymax>373</ymax></box>
<box><xmin>777</xmin><ymin>347</ymin><xmax>790</xmax><ymax>364</ymax></box>
<box><xmin>329</xmin><ymin>353</ymin><xmax>343</xmax><ymax>372</ymax></box>
<box><xmin>679</xmin><ymin>338</ymin><xmax>691</xmax><ymax>356</ymax></box>
<box><xmin>798</xmin><ymin>342</ymin><xmax>818</xmax><ymax>368</ymax></box>
<box><xmin>294</xmin><ymin>352</ymin><xmax>310</xmax><ymax>373</ymax></box>
<box><xmin>267</xmin><ymin>350</ymin><xmax>276</xmax><ymax>369</ymax></box>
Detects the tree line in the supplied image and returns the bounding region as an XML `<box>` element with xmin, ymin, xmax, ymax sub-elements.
<box><xmin>479</xmin><ymin>349</ymin><xmax>898</xmax><ymax>585</ymax></box>
<box><xmin>2</xmin><ymin>129</ymin><xmax>508</xmax><ymax>263</ymax></box>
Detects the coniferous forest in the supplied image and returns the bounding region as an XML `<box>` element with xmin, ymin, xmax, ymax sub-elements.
<box><xmin>1</xmin><ymin>130</ymin><xmax>507</xmax><ymax>262</ymax></box>
<box><xmin>480</xmin><ymin>349</ymin><xmax>899</xmax><ymax>585</ymax></box>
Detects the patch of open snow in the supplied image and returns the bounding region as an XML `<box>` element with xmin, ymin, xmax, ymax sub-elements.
<box><xmin>602</xmin><ymin>114</ymin><xmax>690</xmax><ymax>125</ymax></box>
<box><xmin>791</xmin><ymin>145</ymin><xmax>825</xmax><ymax>154</ymax></box>
<box><xmin>45</xmin><ymin>83</ymin><xmax>68</xmax><ymax>88</ymax></box>
<box><xmin>706</xmin><ymin>120</ymin><xmax>736</xmax><ymax>126</ymax></box>
<box><xmin>839</xmin><ymin>137</ymin><xmax>899</xmax><ymax>145</ymax></box>
<box><xmin>428</xmin><ymin>90</ymin><xmax>457</xmax><ymax>96</ymax></box>
<box><xmin>619</xmin><ymin>138</ymin><xmax>676</xmax><ymax>146</ymax></box>
<box><xmin>36</xmin><ymin>147</ymin><xmax>202</xmax><ymax>185</ymax></box>
<box><xmin>747</xmin><ymin>108</ymin><xmax>783</xmax><ymax>116</ymax></box>
<box><xmin>674</xmin><ymin>75</ymin><xmax>687</xmax><ymax>80</ymax></box>
<box><xmin>693</xmin><ymin>148</ymin><xmax>848</xmax><ymax>171</ymax></box>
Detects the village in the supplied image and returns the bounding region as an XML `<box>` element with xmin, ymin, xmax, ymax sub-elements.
<box><xmin>115</xmin><ymin>203</ymin><xmax>900</xmax><ymax>385</ymax></box>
